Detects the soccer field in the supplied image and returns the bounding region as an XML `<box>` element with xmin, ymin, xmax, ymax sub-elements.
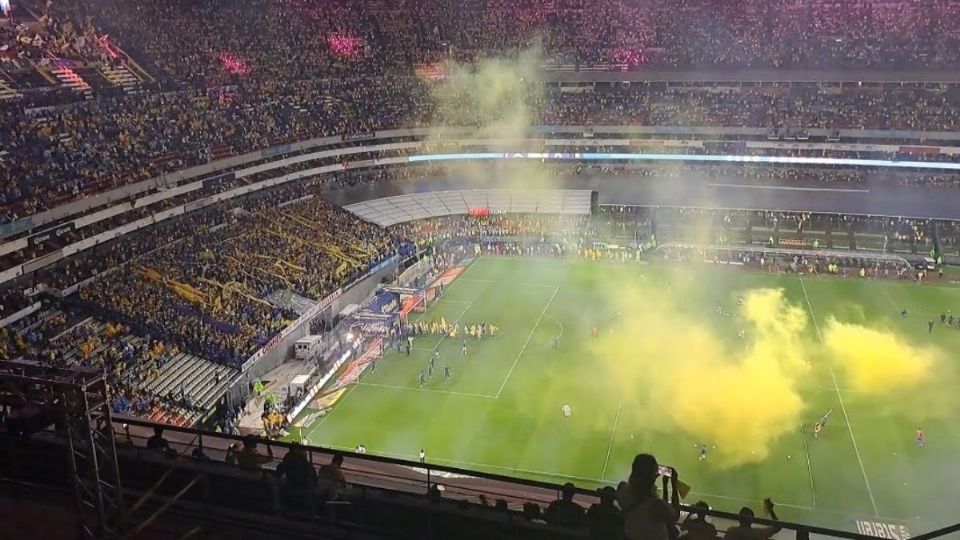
<box><xmin>301</xmin><ymin>256</ymin><xmax>960</xmax><ymax>535</ymax></box>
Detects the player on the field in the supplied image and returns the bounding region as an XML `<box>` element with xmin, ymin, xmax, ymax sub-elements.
<box><xmin>697</xmin><ymin>444</ymin><xmax>708</xmax><ymax>462</ymax></box>
<box><xmin>940</xmin><ymin>312</ymin><xmax>947</xmax><ymax>324</ymax></box>
<box><xmin>443</xmin><ymin>364</ymin><xmax>452</xmax><ymax>380</ymax></box>
<box><xmin>427</xmin><ymin>362</ymin><xmax>433</xmax><ymax>378</ymax></box>
<box><xmin>461</xmin><ymin>339</ymin><xmax>468</xmax><ymax>356</ymax></box>
<box><xmin>592</xmin><ymin>325</ymin><xmax>599</xmax><ymax>337</ymax></box>
<box><xmin>562</xmin><ymin>404</ymin><xmax>572</xmax><ymax>417</ymax></box>
<box><xmin>418</xmin><ymin>371</ymin><xmax>426</xmax><ymax>386</ymax></box>
<box><xmin>815</xmin><ymin>409</ymin><xmax>833</xmax><ymax>440</ymax></box>
<box><xmin>928</xmin><ymin>320</ymin><xmax>935</xmax><ymax>333</ymax></box>
<box><xmin>553</xmin><ymin>335</ymin><xmax>560</xmax><ymax>349</ymax></box>
<box><xmin>901</xmin><ymin>308</ymin><xmax>908</xmax><ymax>318</ymax></box>
<box><xmin>916</xmin><ymin>427</ymin><xmax>925</xmax><ymax>448</ymax></box>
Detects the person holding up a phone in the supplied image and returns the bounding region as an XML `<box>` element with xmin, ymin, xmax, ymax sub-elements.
<box><xmin>616</xmin><ymin>454</ymin><xmax>681</xmax><ymax>540</ymax></box>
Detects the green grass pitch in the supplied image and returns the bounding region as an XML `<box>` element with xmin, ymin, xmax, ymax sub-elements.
<box><xmin>300</xmin><ymin>256</ymin><xmax>960</xmax><ymax>535</ymax></box>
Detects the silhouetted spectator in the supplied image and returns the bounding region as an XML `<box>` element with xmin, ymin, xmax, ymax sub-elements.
<box><xmin>318</xmin><ymin>454</ymin><xmax>347</xmax><ymax>498</ymax></box>
<box><xmin>146</xmin><ymin>427</ymin><xmax>171</xmax><ymax>453</ymax></box>
<box><xmin>237</xmin><ymin>435</ymin><xmax>271</xmax><ymax>470</ymax></box>
<box><xmin>681</xmin><ymin>501</ymin><xmax>718</xmax><ymax>540</ymax></box>
<box><xmin>617</xmin><ymin>454</ymin><xmax>680</xmax><ymax>540</ymax></box>
<box><xmin>545</xmin><ymin>482</ymin><xmax>586</xmax><ymax>528</ymax></box>
<box><xmin>587</xmin><ymin>486</ymin><xmax>624</xmax><ymax>540</ymax></box>
<box><xmin>277</xmin><ymin>443</ymin><xmax>317</xmax><ymax>492</ymax></box>
<box><xmin>522</xmin><ymin>502</ymin><xmax>546</xmax><ymax>524</ymax></box>
<box><xmin>725</xmin><ymin>500</ymin><xmax>781</xmax><ymax>540</ymax></box>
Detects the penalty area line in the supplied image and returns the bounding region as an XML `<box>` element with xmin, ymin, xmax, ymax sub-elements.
<box><xmin>457</xmin><ymin>278</ymin><xmax>558</xmax><ymax>288</ymax></box>
<box><xmin>495</xmin><ymin>285</ymin><xmax>560</xmax><ymax>398</ymax></box>
<box><xmin>799</xmin><ymin>277</ymin><xmax>879</xmax><ymax>517</ymax></box>
<box><xmin>355</xmin><ymin>381</ymin><xmax>496</xmax><ymax>399</ymax></box>
<box><xmin>600</xmin><ymin>403</ymin><xmax>622</xmax><ymax>480</ymax></box>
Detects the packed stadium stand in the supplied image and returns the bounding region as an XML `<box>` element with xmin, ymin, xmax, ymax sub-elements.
<box><xmin>4</xmin><ymin>0</ymin><xmax>960</xmax><ymax>538</ymax></box>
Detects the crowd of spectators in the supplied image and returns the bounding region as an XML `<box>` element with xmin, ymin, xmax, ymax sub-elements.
<box><xmin>58</xmin><ymin>0</ymin><xmax>960</xmax><ymax>85</ymax></box>
<box><xmin>4</xmin><ymin>77</ymin><xmax>960</xmax><ymax>225</ymax></box>
<box><xmin>0</xmin><ymin>303</ymin><xmax>203</xmax><ymax>425</ymax></box>
<box><xmin>75</xmin><ymin>188</ymin><xmax>397</xmax><ymax>366</ymax></box>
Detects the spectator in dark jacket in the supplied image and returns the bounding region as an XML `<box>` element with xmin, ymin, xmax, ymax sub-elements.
<box><xmin>587</xmin><ymin>486</ymin><xmax>623</xmax><ymax>539</ymax></box>
<box><xmin>545</xmin><ymin>482</ymin><xmax>586</xmax><ymax>528</ymax></box>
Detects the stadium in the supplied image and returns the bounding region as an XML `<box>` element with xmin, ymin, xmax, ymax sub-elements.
<box><xmin>1</xmin><ymin>0</ymin><xmax>960</xmax><ymax>538</ymax></box>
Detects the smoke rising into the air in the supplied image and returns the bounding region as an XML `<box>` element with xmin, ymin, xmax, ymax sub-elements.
<box><xmin>591</xmin><ymin>283</ymin><xmax>812</xmax><ymax>467</ymax></box>
<box><xmin>590</xmin><ymin>275</ymin><xmax>941</xmax><ymax>468</ymax></box>
<box><xmin>422</xmin><ymin>48</ymin><xmax>561</xmax><ymax>190</ymax></box>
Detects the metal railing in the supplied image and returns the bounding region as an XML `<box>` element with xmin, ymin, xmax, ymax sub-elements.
<box><xmin>109</xmin><ymin>417</ymin><xmax>947</xmax><ymax>540</ymax></box>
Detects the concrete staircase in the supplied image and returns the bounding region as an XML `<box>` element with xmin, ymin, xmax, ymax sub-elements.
<box><xmin>0</xmin><ymin>80</ymin><xmax>20</xmax><ymax>101</ymax></box>
<box><xmin>49</xmin><ymin>65</ymin><xmax>92</xmax><ymax>98</ymax></box>
<box><xmin>99</xmin><ymin>64</ymin><xmax>142</xmax><ymax>92</ymax></box>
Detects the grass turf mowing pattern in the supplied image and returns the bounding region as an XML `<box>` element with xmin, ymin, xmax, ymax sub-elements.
<box><xmin>302</xmin><ymin>256</ymin><xmax>960</xmax><ymax>535</ymax></box>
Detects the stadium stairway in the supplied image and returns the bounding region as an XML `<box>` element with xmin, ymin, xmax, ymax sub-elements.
<box><xmin>47</xmin><ymin>66</ymin><xmax>92</xmax><ymax>98</ymax></box>
<box><xmin>98</xmin><ymin>64</ymin><xmax>142</xmax><ymax>93</ymax></box>
<box><xmin>0</xmin><ymin>79</ymin><xmax>20</xmax><ymax>101</ymax></box>
<box><xmin>145</xmin><ymin>352</ymin><xmax>234</xmax><ymax>421</ymax></box>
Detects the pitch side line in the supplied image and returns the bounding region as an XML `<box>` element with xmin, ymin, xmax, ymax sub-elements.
<box><xmin>799</xmin><ymin>423</ymin><xmax>817</xmax><ymax>508</ymax></box>
<box><xmin>355</xmin><ymin>381</ymin><xmax>496</xmax><ymax>399</ymax></box>
<box><xmin>799</xmin><ymin>277</ymin><xmax>879</xmax><ymax>517</ymax></box>
<box><xmin>600</xmin><ymin>403</ymin><xmax>623</xmax><ymax>480</ymax></box>
<box><xmin>495</xmin><ymin>285</ymin><xmax>560</xmax><ymax>398</ymax></box>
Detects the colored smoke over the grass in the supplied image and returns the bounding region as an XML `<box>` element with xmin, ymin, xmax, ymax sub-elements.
<box><xmin>824</xmin><ymin>318</ymin><xmax>935</xmax><ymax>393</ymax></box>
<box><xmin>592</xmin><ymin>285</ymin><xmax>811</xmax><ymax>467</ymax></box>
<box><xmin>591</xmin><ymin>280</ymin><xmax>940</xmax><ymax>468</ymax></box>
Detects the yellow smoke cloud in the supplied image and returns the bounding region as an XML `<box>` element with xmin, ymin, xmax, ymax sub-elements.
<box><xmin>422</xmin><ymin>48</ymin><xmax>560</xmax><ymax>191</ymax></box>
<box><xmin>824</xmin><ymin>319</ymin><xmax>935</xmax><ymax>393</ymax></box>
<box><xmin>592</xmin><ymin>285</ymin><xmax>812</xmax><ymax>467</ymax></box>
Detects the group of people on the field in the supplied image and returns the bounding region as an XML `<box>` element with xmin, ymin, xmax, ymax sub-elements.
<box><xmin>405</xmin><ymin>318</ymin><xmax>499</xmax><ymax>340</ymax></box>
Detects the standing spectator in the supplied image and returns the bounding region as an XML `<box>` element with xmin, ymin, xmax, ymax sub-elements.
<box><xmin>587</xmin><ymin>485</ymin><xmax>623</xmax><ymax>540</ymax></box>
<box><xmin>616</xmin><ymin>454</ymin><xmax>680</xmax><ymax>540</ymax></box>
<box><xmin>277</xmin><ymin>443</ymin><xmax>317</xmax><ymax>510</ymax></box>
<box><xmin>544</xmin><ymin>482</ymin><xmax>586</xmax><ymax>528</ymax></box>
<box><xmin>725</xmin><ymin>500</ymin><xmax>781</xmax><ymax>540</ymax></box>
<box><xmin>146</xmin><ymin>427</ymin><xmax>171</xmax><ymax>453</ymax></box>
<box><xmin>276</xmin><ymin>443</ymin><xmax>317</xmax><ymax>492</ymax></box>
